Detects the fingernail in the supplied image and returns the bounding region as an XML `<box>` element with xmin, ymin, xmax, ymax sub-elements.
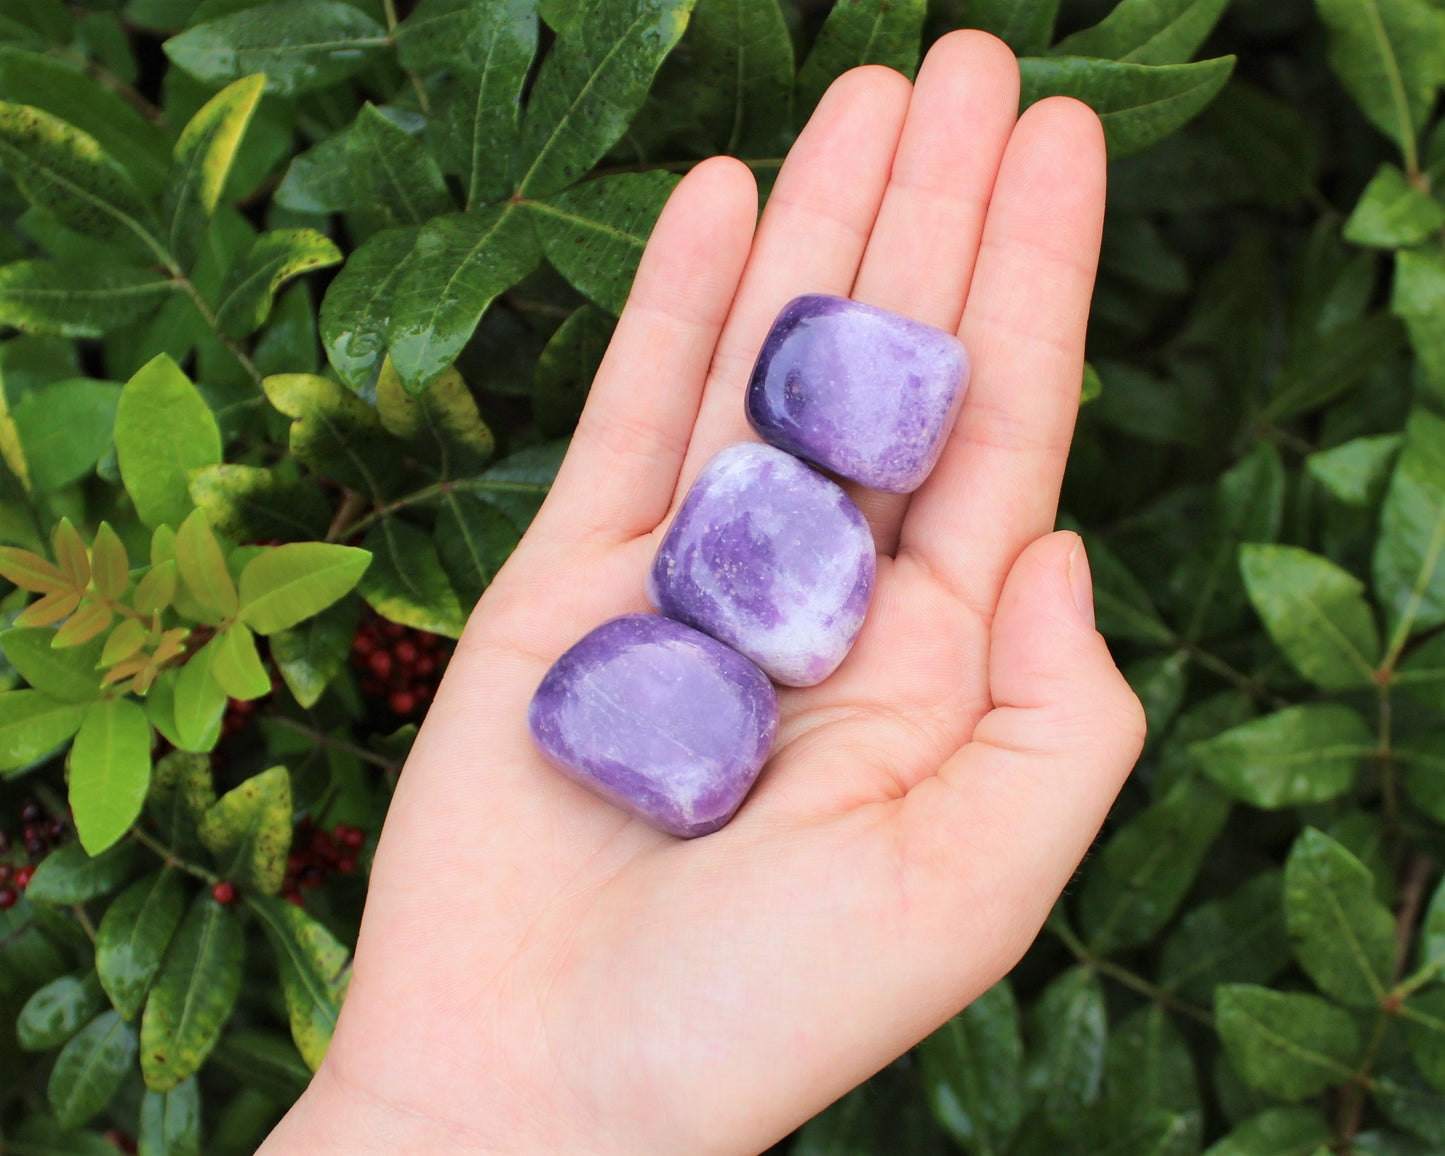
<box><xmin>1067</xmin><ymin>535</ymin><xmax>1095</xmax><ymax>629</ymax></box>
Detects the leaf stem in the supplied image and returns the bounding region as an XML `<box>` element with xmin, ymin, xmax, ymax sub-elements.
<box><xmin>382</xmin><ymin>0</ymin><xmax>432</xmax><ymax>114</ymax></box>
<box><xmin>173</xmin><ymin>278</ymin><xmax>264</xmax><ymax>389</ymax></box>
<box><xmin>48</xmin><ymin>47</ymin><xmax>166</xmax><ymax>125</ymax></box>
<box><xmin>267</xmin><ymin>714</ymin><xmax>402</xmax><ymax>776</ymax></box>
<box><xmin>70</xmin><ymin>903</ymin><xmax>96</xmax><ymax>942</ymax></box>
<box><xmin>129</xmin><ymin>825</ymin><xmax>219</xmax><ymax>885</ymax></box>
<box><xmin>1050</xmin><ymin>919</ymin><xmax>1215</xmax><ymax>1029</ymax></box>
<box><xmin>1183</xmin><ymin>643</ymin><xmax>1291</xmax><ymax>710</ymax></box>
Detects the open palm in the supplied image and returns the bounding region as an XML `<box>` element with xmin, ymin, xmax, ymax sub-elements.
<box><xmin>262</xmin><ymin>31</ymin><xmax>1145</xmax><ymax>1156</ymax></box>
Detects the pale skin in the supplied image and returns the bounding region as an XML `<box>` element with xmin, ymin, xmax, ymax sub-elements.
<box><xmin>260</xmin><ymin>31</ymin><xmax>1146</xmax><ymax>1156</ymax></box>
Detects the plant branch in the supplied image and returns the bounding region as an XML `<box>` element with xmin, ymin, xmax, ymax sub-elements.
<box><xmin>49</xmin><ymin>47</ymin><xmax>166</xmax><ymax>125</ymax></box>
<box><xmin>268</xmin><ymin>714</ymin><xmax>402</xmax><ymax>776</ymax></box>
<box><xmin>382</xmin><ymin>0</ymin><xmax>431</xmax><ymax>114</ymax></box>
<box><xmin>1050</xmin><ymin>919</ymin><xmax>1215</xmax><ymax>1029</ymax></box>
<box><xmin>173</xmin><ymin>278</ymin><xmax>264</xmax><ymax>389</ymax></box>
<box><xmin>129</xmin><ymin>825</ymin><xmax>219</xmax><ymax>885</ymax></box>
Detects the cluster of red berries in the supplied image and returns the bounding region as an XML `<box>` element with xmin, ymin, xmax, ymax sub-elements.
<box><xmin>282</xmin><ymin>817</ymin><xmax>367</xmax><ymax>905</ymax></box>
<box><xmin>0</xmin><ymin>799</ymin><xmax>61</xmax><ymax>909</ymax></box>
<box><xmin>351</xmin><ymin>614</ymin><xmax>448</xmax><ymax>717</ymax></box>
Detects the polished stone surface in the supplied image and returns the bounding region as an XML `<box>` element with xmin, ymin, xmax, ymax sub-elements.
<box><xmin>746</xmin><ymin>294</ymin><xmax>970</xmax><ymax>493</ymax></box>
<box><xmin>648</xmin><ymin>443</ymin><xmax>874</xmax><ymax>686</ymax></box>
<box><xmin>528</xmin><ymin>614</ymin><xmax>778</xmax><ymax>837</ymax></box>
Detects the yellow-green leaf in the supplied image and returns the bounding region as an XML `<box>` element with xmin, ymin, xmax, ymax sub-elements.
<box><xmin>115</xmin><ymin>355</ymin><xmax>222</xmax><ymax>529</ymax></box>
<box><xmin>2</xmin><ymin>625</ymin><xmax>105</xmax><ymax>701</ymax></box>
<box><xmin>174</xmin><ymin>509</ymin><xmax>237</xmax><ymax>621</ymax></box>
<box><xmin>0</xmin><ymin>545</ymin><xmax>68</xmax><ymax>592</ymax></box>
<box><xmin>69</xmin><ymin>696</ymin><xmax>151</xmax><ymax>854</ymax></box>
<box><xmin>171</xmin><ymin>637</ymin><xmax>226</xmax><ymax>753</ymax></box>
<box><xmin>52</xmin><ymin>600</ymin><xmax>113</xmax><ymax>649</ymax></box>
<box><xmin>239</xmin><ymin>543</ymin><xmax>371</xmax><ymax>635</ymax></box>
<box><xmin>96</xmin><ymin>868</ymin><xmax>186</xmax><ymax>1021</ymax></box>
<box><xmin>198</xmin><ymin>766</ymin><xmax>291</xmax><ymax>894</ymax></box>
<box><xmin>210</xmin><ymin>622</ymin><xmax>270</xmax><ymax>701</ymax></box>
<box><xmin>246</xmin><ymin>894</ymin><xmax>349</xmax><ymax>1069</ymax></box>
<box><xmin>90</xmin><ymin>523</ymin><xmax>129</xmax><ymax>600</ymax></box>
<box><xmin>0</xmin><ymin>688</ymin><xmax>86</xmax><ymax>773</ymax></box>
<box><xmin>101</xmin><ymin>618</ymin><xmax>147</xmax><ymax>669</ymax></box>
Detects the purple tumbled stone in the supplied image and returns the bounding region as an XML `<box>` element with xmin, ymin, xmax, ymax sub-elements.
<box><xmin>648</xmin><ymin>443</ymin><xmax>874</xmax><ymax>686</ymax></box>
<box><xmin>528</xmin><ymin>614</ymin><xmax>778</xmax><ymax>838</ymax></box>
<box><xmin>746</xmin><ymin>294</ymin><xmax>970</xmax><ymax>493</ymax></box>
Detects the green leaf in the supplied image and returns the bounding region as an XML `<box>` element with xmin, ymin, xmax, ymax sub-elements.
<box><xmin>918</xmin><ymin>980</ymin><xmax>1023</xmax><ymax>1152</ymax></box>
<box><xmin>516</xmin><ymin>0</ymin><xmax>697</xmax><ymax>197</ymax></box>
<box><xmin>1190</xmin><ymin>704</ymin><xmax>1374</xmax><ymax>808</ymax></box>
<box><xmin>274</xmin><ymin>130</ymin><xmax>353</xmax><ymax>215</ymax></box>
<box><xmin>1284</xmin><ymin>827</ymin><xmax>1396</xmax><ymax>1007</ymax></box>
<box><xmin>1215</xmin><ymin>985</ymin><xmax>1362</xmax><ymax>1102</ymax></box>
<box><xmin>189</xmin><ymin>463</ymin><xmax>331</xmax><ymax>543</ymax></box>
<box><xmin>270</xmin><ymin>598</ymin><xmax>357</xmax><ymax>709</ymax></box>
<box><xmin>25</xmin><ymin>839</ymin><xmax>139</xmax><ymax>905</ymax></box>
<box><xmin>436</xmin><ymin>488</ymin><xmax>520</xmax><ymax>610</ymax></box>
<box><xmin>208</xmin><ymin>1029</ymin><xmax>311</xmax><ymax>1102</ymax></box>
<box><xmin>347</xmin><ymin>103</ymin><xmax>453</xmax><ymax>228</ymax></box>
<box><xmin>140</xmin><ymin>893</ymin><xmax>244</xmax><ymax>1092</ymax></box>
<box><xmin>175</xmin><ymin>508</ymin><xmax>238</xmax><ymax>621</ymax></box>
<box><xmin>688</xmin><ymin>0</ymin><xmax>794</xmax><ymax>155</ymax></box>
<box><xmin>69</xmin><ymin>697</ymin><xmax>152</xmax><ymax>855</ymax></box>
<box><xmin>795</xmin><ymin>0</ymin><xmax>925</xmax><ymax>120</ymax></box>
<box><xmin>359</xmin><ymin>519</ymin><xmax>466</xmax><ymax>638</ymax></box>
<box><xmin>4</xmin><ymin>1118</ymin><xmax>120</xmax><ymax>1156</ymax></box>
<box><xmin>164</xmin><ymin>75</ymin><xmax>266</xmax><ymax>272</ymax></box>
<box><xmin>115</xmin><ymin>354</ymin><xmax>222</xmax><ymax>529</ymax></box>
<box><xmin>1371</xmin><ymin>1062</ymin><xmax>1445</xmax><ymax>1145</ymax></box>
<box><xmin>1025</xmin><ymin>965</ymin><xmax>1106</xmax><ymax>1127</ymax></box>
<box><xmin>1160</xmin><ymin>872</ymin><xmax>1291</xmax><ymax>1003</ymax></box>
<box><xmin>145</xmin><ymin>749</ymin><xmax>215</xmax><ymax>853</ymax></box>
<box><xmin>163</xmin><ymin>0</ymin><xmax>390</xmax><ymax>95</ymax></box>
<box><xmin>171</xmin><ymin>639</ymin><xmax>227</xmax><ymax>753</ymax></box>
<box><xmin>1</xmin><ymin>625</ymin><xmax>104</xmax><ymax>701</ymax></box>
<box><xmin>1202</xmin><ymin>80</ymin><xmax>1320</xmax><ymax>210</ymax></box>
<box><xmin>214</xmin><ymin>228</ymin><xmax>341</xmax><ymax>338</ymax></box>
<box><xmin>1078</xmin><ymin>773</ymin><xmax>1231</xmax><ymax>955</ymax></box>
<box><xmin>1392</xmin><ymin>250</ymin><xmax>1445</xmax><ymax>397</ymax></box>
<box><xmin>96</xmin><ymin>869</ymin><xmax>187</xmax><ymax>1021</ymax></box>
<box><xmin>377</xmin><ymin>362</ymin><xmax>493</xmax><ymax>471</ymax></box>
<box><xmin>530</xmin><ymin>171</ymin><xmax>678</xmax><ymax>316</ymax></box>
<box><xmin>48</xmin><ymin>1010</ymin><xmax>137</xmax><ymax>1129</ymax></box>
<box><xmin>139</xmin><ymin>1078</ymin><xmax>201</xmax><ymax>1156</ymax></box>
<box><xmin>1314</xmin><ymin>0</ymin><xmax>1445</xmax><ymax>162</ymax></box>
<box><xmin>959</xmin><ymin>0</ymin><xmax>1059</xmax><ymax>56</ymax></box>
<box><xmin>1077</xmin><ymin>530</ymin><xmax>1177</xmax><ymax>646</ymax></box>
<box><xmin>1344</xmin><ymin>164</ymin><xmax>1445</xmax><ymax>248</ymax></box>
<box><xmin>197</xmin><ymin>765</ymin><xmax>291</xmax><ymax>894</ymax></box>
<box><xmin>1400</xmin><ymin>988</ymin><xmax>1445</xmax><ymax>1092</ymax></box>
<box><xmin>1053</xmin><ymin>0</ymin><xmax>1232</xmax><ymax>65</ymax></box>
<box><xmin>1098</xmin><ymin>1004</ymin><xmax>1202</xmax><ymax>1147</ymax></box>
<box><xmin>210</xmin><ymin>623</ymin><xmax>270</xmax><ymax>700</ymax></box>
<box><xmin>0</xmin><ymin>690</ymin><xmax>86</xmax><ymax>774</ymax></box>
<box><xmin>0</xmin><ymin>102</ymin><xmax>158</xmax><ymax>251</ymax></box>
<box><xmin>532</xmin><ymin>302</ymin><xmax>613</xmax><ymax>436</ymax></box>
<box><xmin>1201</xmin><ymin>1108</ymin><xmax>1333</xmax><ymax>1156</ymax></box>
<box><xmin>0</xmin><ymin>262</ymin><xmax>174</xmax><ymax>338</ymax></box>
<box><xmin>18</xmin><ymin>971</ymin><xmax>106</xmax><ymax>1051</ymax></box>
<box><xmin>246</xmin><ymin>894</ymin><xmax>349</xmax><ymax>1069</ymax></box>
<box><xmin>1019</xmin><ymin>55</ymin><xmax>1236</xmax><ymax>160</ymax></box>
<box><xmin>386</xmin><ymin>205</ymin><xmax>542</xmax><ymax>392</ymax></box>
<box><xmin>261</xmin><ymin>371</ymin><xmax>404</xmax><ymax>495</ymax></box>
<box><xmin>239</xmin><ymin>543</ymin><xmax>372</xmax><ymax>635</ymax></box>
<box><xmin>1307</xmin><ymin>434</ymin><xmax>1403</xmax><ymax>507</ymax></box>
<box><xmin>1263</xmin><ymin>312</ymin><xmax>1405</xmax><ymax>421</ymax></box>
<box><xmin>1375</xmin><ymin>407</ymin><xmax>1445</xmax><ymax>638</ymax></box>
<box><xmin>318</xmin><ymin>225</ymin><xmax>423</xmax><ymax>389</ymax></box>
<box><xmin>1239</xmin><ymin>544</ymin><xmax>1381</xmax><ymax>689</ymax></box>
<box><xmin>463</xmin><ymin>439</ymin><xmax>567</xmax><ymax>531</ymax></box>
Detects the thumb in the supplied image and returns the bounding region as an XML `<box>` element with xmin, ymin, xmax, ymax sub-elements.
<box><xmin>902</xmin><ymin>530</ymin><xmax>1146</xmax><ymax>979</ymax></box>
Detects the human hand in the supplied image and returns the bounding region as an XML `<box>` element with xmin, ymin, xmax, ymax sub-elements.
<box><xmin>260</xmin><ymin>30</ymin><xmax>1145</xmax><ymax>1156</ymax></box>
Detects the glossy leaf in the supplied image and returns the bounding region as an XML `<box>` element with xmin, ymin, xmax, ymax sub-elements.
<box><xmin>47</xmin><ymin>1010</ymin><xmax>136</xmax><ymax>1129</ymax></box>
<box><xmin>239</xmin><ymin>543</ymin><xmax>371</xmax><ymax>635</ymax></box>
<box><xmin>1201</xmin><ymin>1108</ymin><xmax>1333</xmax><ymax>1156</ymax></box>
<box><xmin>69</xmin><ymin>696</ymin><xmax>152</xmax><ymax>854</ymax></box>
<box><xmin>1054</xmin><ymin>0</ymin><xmax>1232</xmax><ymax>65</ymax></box>
<box><xmin>347</xmin><ymin>103</ymin><xmax>453</xmax><ymax>228</ymax></box>
<box><xmin>688</xmin><ymin>0</ymin><xmax>793</xmax><ymax>155</ymax></box>
<box><xmin>386</xmin><ymin>205</ymin><xmax>541</xmax><ymax>392</ymax></box>
<box><xmin>208</xmin><ymin>1029</ymin><xmax>311</xmax><ymax>1103</ymax></box>
<box><xmin>1160</xmin><ymin>872</ymin><xmax>1291</xmax><ymax>1003</ymax></box>
<box><xmin>530</xmin><ymin>171</ymin><xmax>678</xmax><ymax>315</ymax></box>
<box><xmin>198</xmin><ymin>765</ymin><xmax>291</xmax><ymax>894</ymax></box>
<box><xmin>163</xmin><ymin>0</ymin><xmax>390</xmax><ymax>96</ymax></box>
<box><xmin>270</xmin><ymin>598</ymin><xmax>357</xmax><ymax>709</ymax></box>
<box><xmin>1344</xmin><ymin>164</ymin><xmax>1445</xmax><ymax>248</ymax></box>
<box><xmin>115</xmin><ymin>354</ymin><xmax>222</xmax><ymax>529</ymax></box>
<box><xmin>25</xmin><ymin>839</ymin><xmax>139</xmax><ymax>905</ymax></box>
<box><xmin>376</xmin><ymin>362</ymin><xmax>494</xmax><ymax>476</ymax></box>
<box><xmin>0</xmin><ymin>262</ymin><xmax>174</xmax><ymax>338</ymax></box>
<box><xmin>462</xmin><ymin>439</ymin><xmax>567</xmax><ymax>530</ymax></box>
<box><xmin>1239</xmin><ymin>544</ymin><xmax>1380</xmax><ymax>689</ymax></box>
<box><xmin>247</xmin><ymin>894</ymin><xmax>349</xmax><ymax>1069</ymax></box>
<box><xmin>18</xmin><ymin>972</ymin><xmax>106</xmax><ymax>1051</ymax></box>
<box><xmin>1079</xmin><ymin>773</ymin><xmax>1231</xmax><ymax>955</ymax></box>
<box><xmin>795</xmin><ymin>0</ymin><xmax>925</xmax><ymax>119</ymax></box>
<box><xmin>1024</xmin><ymin>965</ymin><xmax>1106</xmax><ymax>1127</ymax></box>
<box><xmin>138</xmin><ymin>1077</ymin><xmax>201</xmax><ymax>1156</ymax></box>
<box><xmin>359</xmin><ymin>519</ymin><xmax>466</xmax><ymax>638</ymax></box>
<box><xmin>1215</xmin><ymin>985</ymin><xmax>1361</xmax><ymax>1102</ymax></box>
<box><xmin>140</xmin><ymin>893</ymin><xmax>244</xmax><ymax>1092</ymax></box>
<box><xmin>1308</xmin><ymin>434</ymin><xmax>1402</xmax><ymax>507</ymax></box>
<box><xmin>436</xmin><ymin>488</ymin><xmax>521</xmax><ymax>610</ymax></box>
<box><xmin>1392</xmin><ymin>250</ymin><xmax>1445</xmax><ymax>396</ymax></box>
<box><xmin>515</xmin><ymin>0</ymin><xmax>697</xmax><ymax>197</ymax></box>
<box><xmin>1375</xmin><ymin>407</ymin><xmax>1445</xmax><ymax>637</ymax></box>
<box><xmin>164</xmin><ymin>75</ymin><xmax>266</xmax><ymax>272</ymax></box>
<box><xmin>96</xmin><ymin>869</ymin><xmax>187</xmax><ymax>1021</ymax></box>
<box><xmin>1100</xmin><ymin>1004</ymin><xmax>1202</xmax><ymax>1148</ymax></box>
<box><xmin>214</xmin><ymin>228</ymin><xmax>341</xmax><ymax>338</ymax></box>
<box><xmin>1190</xmin><ymin>704</ymin><xmax>1374</xmax><ymax>808</ymax></box>
<box><xmin>1019</xmin><ymin>55</ymin><xmax>1236</xmax><ymax>160</ymax></box>
<box><xmin>318</xmin><ymin>225</ymin><xmax>423</xmax><ymax>388</ymax></box>
<box><xmin>959</xmin><ymin>0</ymin><xmax>1059</xmax><ymax>55</ymax></box>
<box><xmin>262</xmin><ymin>372</ymin><xmax>404</xmax><ymax>494</ymax></box>
<box><xmin>918</xmin><ymin>980</ymin><xmax>1023</xmax><ymax>1152</ymax></box>
<box><xmin>274</xmin><ymin>130</ymin><xmax>352</xmax><ymax>215</ymax></box>
<box><xmin>0</xmin><ymin>689</ymin><xmax>87</xmax><ymax>773</ymax></box>
<box><xmin>1</xmin><ymin>626</ymin><xmax>105</xmax><ymax>701</ymax></box>
<box><xmin>190</xmin><ymin>463</ymin><xmax>331</xmax><ymax>544</ymax></box>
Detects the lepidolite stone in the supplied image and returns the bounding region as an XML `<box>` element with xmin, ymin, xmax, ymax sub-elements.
<box><xmin>746</xmin><ymin>294</ymin><xmax>970</xmax><ymax>493</ymax></box>
<box><xmin>648</xmin><ymin>443</ymin><xmax>874</xmax><ymax>686</ymax></box>
<box><xmin>528</xmin><ymin>614</ymin><xmax>778</xmax><ymax>837</ymax></box>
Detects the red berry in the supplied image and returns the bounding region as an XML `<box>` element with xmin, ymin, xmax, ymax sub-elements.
<box><xmin>44</xmin><ymin>817</ymin><xmax>63</xmax><ymax>839</ymax></box>
<box><xmin>0</xmin><ymin>830</ymin><xmax>9</xmax><ymax>852</ymax></box>
<box><xmin>395</xmin><ymin>640</ymin><xmax>418</xmax><ymax>664</ymax></box>
<box><xmin>337</xmin><ymin>856</ymin><xmax>356</xmax><ymax>874</ymax></box>
<box><xmin>367</xmin><ymin>650</ymin><xmax>393</xmax><ymax>679</ymax></box>
<box><xmin>388</xmin><ymin>690</ymin><xmax>416</xmax><ymax>715</ymax></box>
<box><xmin>19</xmin><ymin>800</ymin><xmax>41</xmax><ymax>824</ymax></box>
<box><xmin>0</xmin><ymin>862</ymin><xmax>11</xmax><ymax>883</ymax></box>
<box><xmin>211</xmin><ymin>881</ymin><xmax>236</xmax><ymax>904</ymax></box>
<box><xmin>415</xmin><ymin>682</ymin><xmax>435</xmax><ymax>703</ymax></box>
<box><xmin>300</xmin><ymin>870</ymin><xmax>323</xmax><ymax>889</ymax></box>
<box><xmin>383</xmin><ymin>622</ymin><xmax>406</xmax><ymax>640</ymax></box>
<box><xmin>341</xmin><ymin>827</ymin><xmax>365</xmax><ymax>850</ymax></box>
<box><xmin>24</xmin><ymin>836</ymin><xmax>46</xmax><ymax>856</ymax></box>
<box><xmin>285</xmin><ymin>890</ymin><xmax>305</xmax><ymax>907</ymax></box>
<box><xmin>0</xmin><ymin>886</ymin><xmax>15</xmax><ymax>909</ymax></box>
<box><xmin>15</xmin><ymin>865</ymin><xmax>33</xmax><ymax>889</ymax></box>
<box><xmin>415</xmin><ymin>655</ymin><xmax>437</xmax><ymax>677</ymax></box>
<box><xmin>352</xmin><ymin>633</ymin><xmax>375</xmax><ymax>657</ymax></box>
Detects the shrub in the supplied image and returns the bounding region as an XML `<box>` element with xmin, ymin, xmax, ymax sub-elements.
<box><xmin>0</xmin><ymin>0</ymin><xmax>1441</xmax><ymax>1151</ymax></box>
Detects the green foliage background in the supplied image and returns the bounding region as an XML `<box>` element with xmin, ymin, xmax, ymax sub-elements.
<box><xmin>0</xmin><ymin>0</ymin><xmax>1443</xmax><ymax>1151</ymax></box>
